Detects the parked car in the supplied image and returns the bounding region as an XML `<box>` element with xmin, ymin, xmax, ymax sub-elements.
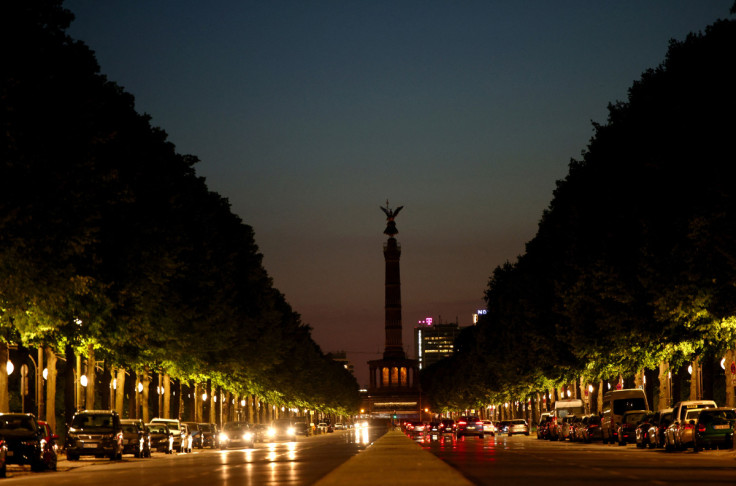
<box><xmin>0</xmin><ymin>413</ymin><xmax>57</xmax><ymax>471</ymax></box>
<box><xmin>65</xmin><ymin>410</ymin><xmax>124</xmax><ymax>461</ymax></box>
<box><xmin>570</xmin><ymin>416</ymin><xmax>585</xmax><ymax>442</ymax></box>
<box><xmin>219</xmin><ymin>421</ymin><xmax>255</xmax><ymax>449</ymax></box>
<box><xmin>146</xmin><ymin>422</ymin><xmax>174</xmax><ymax>453</ymax></box>
<box><xmin>634</xmin><ymin>412</ymin><xmax>657</xmax><ymax>448</ymax></box>
<box><xmin>198</xmin><ymin>423</ymin><xmax>219</xmax><ymax>448</ymax></box>
<box><xmin>581</xmin><ymin>414</ymin><xmax>603</xmax><ymax>443</ymax></box>
<box><xmin>693</xmin><ymin>407</ymin><xmax>736</xmax><ymax>451</ymax></box>
<box><xmin>537</xmin><ymin>413</ymin><xmax>551</xmax><ymax>440</ymax></box>
<box><xmin>37</xmin><ymin>420</ymin><xmax>59</xmax><ymax>469</ymax></box>
<box><xmin>666</xmin><ymin>408</ymin><xmax>703</xmax><ymax>451</ymax></box>
<box><xmin>557</xmin><ymin>416</ymin><xmax>575</xmax><ymax>440</ymax></box>
<box><xmin>150</xmin><ymin>418</ymin><xmax>183</xmax><ymax>452</ymax></box>
<box><xmin>183</xmin><ymin>422</ymin><xmax>203</xmax><ymax>448</ymax></box>
<box><xmin>497</xmin><ymin>420</ymin><xmax>511</xmax><ymax>435</ymax></box>
<box><xmin>665</xmin><ymin>401</ymin><xmax>716</xmax><ymax>451</ymax></box>
<box><xmin>180</xmin><ymin>423</ymin><xmax>193</xmax><ymax>453</ymax></box>
<box><xmin>455</xmin><ymin>416</ymin><xmax>485</xmax><ymax>439</ymax></box>
<box><xmin>120</xmin><ymin>419</ymin><xmax>151</xmax><ymax>457</ymax></box>
<box><xmin>617</xmin><ymin>410</ymin><xmax>647</xmax><ymax>445</ymax></box>
<box><xmin>508</xmin><ymin>419</ymin><xmax>530</xmax><ymax>436</ymax></box>
<box><xmin>645</xmin><ymin>410</ymin><xmax>673</xmax><ymax>448</ymax></box>
<box><xmin>0</xmin><ymin>437</ymin><xmax>6</xmax><ymax>477</ymax></box>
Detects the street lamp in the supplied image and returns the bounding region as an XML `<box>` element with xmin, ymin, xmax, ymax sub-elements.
<box><xmin>6</xmin><ymin>360</ymin><xmax>13</xmax><ymax>375</ymax></box>
<box><xmin>80</xmin><ymin>374</ymin><xmax>88</xmax><ymax>387</ymax></box>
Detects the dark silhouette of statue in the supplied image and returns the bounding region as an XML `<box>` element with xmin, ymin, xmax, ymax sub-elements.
<box><xmin>380</xmin><ymin>201</ymin><xmax>403</xmax><ymax>236</ymax></box>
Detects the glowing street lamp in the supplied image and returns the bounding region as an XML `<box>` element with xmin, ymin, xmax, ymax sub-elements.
<box><xmin>6</xmin><ymin>361</ymin><xmax>13</xmax><ymax>376</ymax></box>
<box><xmin>80</xmin><ymin>374</ymin><xmax>88</xmax><ymax>387</ymax></box>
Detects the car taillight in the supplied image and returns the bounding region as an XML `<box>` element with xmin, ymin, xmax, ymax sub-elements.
<box><xmin>697</xmin><ymin>424</ymin><xmax>706</xmax><ymax>433</ymax></box>
<box><xmin>457</xmin><ymin>421</ymin><xmax>466</xmax><ymax>426</ymax></box>
<box><xmin>476</xmin><ymin>422</ymin><xmax>483</xmax><ymax>427</ymax></box>
<box><xmin>684</xmin><ymin>424</ymin><xmax>693</xmax><ymax>430</ymax></box>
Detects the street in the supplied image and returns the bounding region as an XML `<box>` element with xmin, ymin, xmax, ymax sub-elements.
<box><xmin>420</xmin><ymin>433</ymin><xmax>736</xmax><ymax>486</ymax></box>
<box><xmin>2</xmin><ymin>427</ymin><xmax>383</xmax><ymax>485</ymax></box>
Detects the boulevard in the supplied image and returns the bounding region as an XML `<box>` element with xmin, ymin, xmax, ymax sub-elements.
<box><xmin>421</xmin><ymin>433</ymin><xmax>736</xmax><ymax>486</ymax></box>
<box><xmin>2</xmin><ymin>428</ymin><xmax>381</xmax><ymax>485</ymax></box>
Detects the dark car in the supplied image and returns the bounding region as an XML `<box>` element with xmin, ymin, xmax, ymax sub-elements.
<box><xmin>635</xmin><ymin>412</ymin><xmax>657</xmax><ymax>448</ymax></box>
<box><xmin>455</xmin><ymin>416</ymin><xmax>484</xmax><ymax>439</ymax></box>
<box><xmin>617</xmin><ymin>410</ymin><xmax>648</xmax><ymax>446</ymax></box>
<box><xmin>198</xmin><ymin>423</ymin><xmax>219</xmax><ymax>448</ymax></box>
<box><xmin>694</xmin><ymin>407</ymin><xmax>736</xmax><ymax>451</ymax></box>
<box><xmin>38</xmin><ymin>420</ymin><xmax>59</xmax><ymax>469</ymax></box>
<box><xmin>65</xmin><ymin>410</ymin><xmax>123</xmax><ymax>461</ymax></box>
<box><xmin>537</xmin><ymin>414</ymin><xmax>551</xmax><ymax>440</ymax></box>
<box><xmin>146</xmin><ymin>423</ymin><xmax>174</xmax><ymax>454</ymax></box>
<box><xmin>0</xmin><ymin>413</ymin><xmax>57</xmax><ymax>471</ymax></box>
<box><xmin>183</xmin><ymin>422</ymin><xmax>203</xmax><ymax>448</ymax></box>
<box><xmin>439</xmin><ymin>419</ymin><xmax>455</xmax><ymax>436</ymax></box>
<box><xmin>219</xmin><ymin>422</ymin><xmax>254</xmax><ymax>449</ymax></box>
<box><xmin>581</xmin><ymin>414</ymin><xmax>603</xmax><ymax>443</ymax></box>
<box><xmin>0</xmin><ymin>437</ymin><xmax>6</xmax><ymax>477</ymax></box>
<box><xmin>121</xmin><ymin>419</ymin><xmax>151</xmax><ymax>457</ymax></box>
<box><xmin>251</xmin><ymin>424</ymin><xmax>268</xmax><ymax>442</ymax></box>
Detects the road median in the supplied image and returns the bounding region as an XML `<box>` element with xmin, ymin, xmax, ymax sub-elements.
<box><xmin>314</xmin><ymin>430</ymin><xmax>473</xmax><ymax>486</ymax></box>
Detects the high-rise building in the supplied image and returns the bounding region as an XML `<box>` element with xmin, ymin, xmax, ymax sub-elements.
<box><xmin>414</xmin><ymin>318</ymin><xmax>463</xmax><ymax>369</ymax></box>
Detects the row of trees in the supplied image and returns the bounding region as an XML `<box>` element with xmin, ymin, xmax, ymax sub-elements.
<box><xmin>423</xmin><ymin>13</ymin><xmax>736</xmax><ymax>414</ymax></box>
<box><xmin>0</xmin><ymin>0</ymin><xmax>359</xmax><ymax>433</ymax></box>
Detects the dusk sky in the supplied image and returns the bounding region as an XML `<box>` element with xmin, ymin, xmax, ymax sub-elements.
<box><xmin>64</xmin><ymin>1</ymin><xmax>732</xmax><ymax>387</ymax></box>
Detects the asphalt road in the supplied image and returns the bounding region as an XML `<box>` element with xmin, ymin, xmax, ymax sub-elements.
<box><xmin>419</xmin><ymin>432</ymin><xmax>736</xmax><ymax>486</ymax></box>
<box><xmin>2</xmin><ymin>427</ymin><xmax>384</xmax><ymax>485</ymax></box>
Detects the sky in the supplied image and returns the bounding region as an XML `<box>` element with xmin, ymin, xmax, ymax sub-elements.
<box><xmin>64</xmin><ymin>1</ymin><xmax>733</xmax><ymax>387</ymax></box>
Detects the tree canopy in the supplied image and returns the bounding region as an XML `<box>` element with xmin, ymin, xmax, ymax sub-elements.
<box><xmin>423</xmin><ymin>17</ymin><xmax>736</xmax><ymax>410</ymax></box>
<box><xmin>1</xmin><ymin>0</ymin><xmax>359</xmax><ymax>416</ymax></box>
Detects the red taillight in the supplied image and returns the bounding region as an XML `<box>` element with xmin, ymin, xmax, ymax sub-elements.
<box><xmin>457</xmin><ymin>421</ymin><xmax>467</xmax><ymax>426</ymax></box>
<box><xmin>684</xmin><ymin>424</ymin><xmax>693</xmax><ymax>430</ymax></box>
<box><xmin>589</xmin><ymin>424</ymin><xmax>599</xmax><ymax>428</ymax></box>
<box><xmin>476</xmin><ymin>422</ymin><xmax>484</xmax><ymax>427</ymax></box>
<box><xmin>697</xmin><ymin>424</ymin><xmax>706</xmax><ymax>433</ymax></box>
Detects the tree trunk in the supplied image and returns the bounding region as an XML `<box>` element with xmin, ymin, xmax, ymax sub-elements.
<box><xmin>658</xmin><ymin>361</ymin><xmax>670</xmax><ymax>409</ymax></box>
<box><xmin>689</xmin><ymin>359</ymin><xmax>701</xmax><ymax>400</ymax></box>
<box><xmin>141</xmin><ymin>369</ymin><xmax>151</xmax><ymax>422</ymax></box>
<box><xmin>115</xmin><ymin>368</ymin><xmax>125</xmax><ymax>416</ymax></box>
<box><xmin>597</xmin><ymin>380</ymin><xmax>604</xmax><ymax>413</ymax></box>
<box><xmin>128</xmin><ymin>371</ymin><xmax>137</xmax><ymax>419</ymax></box>
<box><xmin>44</xmin><ymin>347</ymin><xmax>58</xmax><ymax>433</ymax></box>
<box><xmin>100</xmin><ymin>361</ymin><xmax>111</xmax><ymax>410</ymax></box>
<box><xmin>85</xmin><ymin>344</ymin><xmax>95</xmax><ymax>410</ymax></box>
<box><xmin>64</xmin><ymin>343</ymin><xmax>76</xmax><ymax>425</ymax></box>
<box><xmin>725</xmin><ymin>350</ymin><xmax>736</xmax><ymax>408</ymax></box>
<box><xmin>163</xmin><ymin>374</ymin><xmax>171</xmax><ymax>418</ymax></box>
<box><xmin>0</xmin><ymin>342</ymin><xmax>9</xmax><ymax>412</ymax></box>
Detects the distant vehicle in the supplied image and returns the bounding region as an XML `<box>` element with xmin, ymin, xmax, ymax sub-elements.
<box><xmin>183</xmin><ymin>422</ymin><xmax>203</xmax><ymax>448</ymax></box>
<box><xmin>580</xmin><ymin>414</ymin><xmax>603</xmax><ymax>443</ymax></box>
<box><xmin>0</xmin><ymin>413</ymin><xmax>57</xmax><ymax>471</ymax></box>
<box><xmin>616</xmin><ymin>410</ymin><xmax>648</xmax><ymax>445</ymax></box>
<box><xmin>406</xmin><ymin>421</ymin><xmax>427</xmax><ymax>438</ymax></box>
<box><xmin>600</xmin><ymin>389</ymin><xmax>649</xmax><ymax>444</ymax></box>
<box><xmin>268</xmin><ymin>418</ymin><xmax>302</xmax><ymax>441</ymax></box>
<box><xmin>482</xmin><ymin>420</ymin><xmax>496</xmax><ymax>436</ymax></box>
<box><xmin>120</xmin><ymin>419</ymin><xmax>151</xmax><ymax>457</ymax></box>
<box><xmin>219</xmin><ymin>422</ymin><xmax>254</xmax><ymax>449</ymax></box>
<box><xmin>198</xmin><ymin>423</ymin><xmax>219</xmax><ymax>448</ymax></box>
<box><xmin>634</xmin><ymin>412</ymin><xmax>657</xmax><ymax>448</ymax></box>
<box><xmin>693</xmin><ymin>407</ymin><xmax>736</xmax><ymax>451</ymax></box>
<box><xmin>150</xmin><ymin>418</ymin><xmax>184</xmax><ymax>452</ymax></box>
<box><xmin>146</xmin><ymin>423</ymin><xmax>174</xmax><ymax>453</ymax></box>
<box><xmin>508</xmin><ymin>419</ymin><xmax>529</xmax><ymax>436</ymax></box>
<box><xmin>439</xmin><ymin>419</ymin><xmax>455</xmax><ymax>435</ymax></box>
<box><xmin>537</xmin><ymin>413</ymin><xmax>552</xmax><ymax>440</ymax></box>
<box><xmin>557</xmin><ymin>416</ymin><xmax>575</xmax><ymax>440</ymax></box>
<box><xmin>455</xmin><ymin>416</ymin><xmax>484</xmax><ymax>439</ymax></box>
<box><xmin>180</xmin><ymin>423</ymin><xmax>193</xmax><ymax>453</ymax></box>
<box><xmin>65</xmin><ymin>410</ymin><xmax>124</xmax><ymax>461</ymax></box>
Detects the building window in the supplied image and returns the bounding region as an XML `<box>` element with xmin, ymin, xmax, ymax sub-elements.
<box><xmin>382</xmin><ymin>367</ymin><xmax>389</xmax><ymax>387</ymax></box>
<box><xmin>400</xmin><ymin>367</ymin><xmax>407</xmax><ymax>386</ymax></box>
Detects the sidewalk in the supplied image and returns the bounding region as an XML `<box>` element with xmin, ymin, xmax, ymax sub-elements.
<box><xmin>314</xmin><ymin>430</ymin><xmax>473</xmax><ymax>486</ymax></box>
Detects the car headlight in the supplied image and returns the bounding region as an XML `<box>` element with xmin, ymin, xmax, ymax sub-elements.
<box><xmin>267</xmin><ymin>427</ymin><xmax>276</xmax><ymax>437</ymax></box>
<box><xmin>219</xmin><ymin>433</ymin><xmax>228</xmax><ymax>442</ymax></box>
<box><xmin>243</xmin><ymin>432</ymin><xmax>253</xmax><ymax>442</ymax></box>
<box><xmin>287</xmin><ymin>427</ymin><xmax>295</xmax><ymax>436</ymax></box>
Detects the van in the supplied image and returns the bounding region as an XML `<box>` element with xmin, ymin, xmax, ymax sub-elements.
<box><xmin>601</xmin><ymin>389</ymin><xmax>648</xmax><ymax>443</ymax></box>
<box><xmin>549</xmin><ymin>398</ymin><xmax>584</xmax><ymax>441</ymax></box>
